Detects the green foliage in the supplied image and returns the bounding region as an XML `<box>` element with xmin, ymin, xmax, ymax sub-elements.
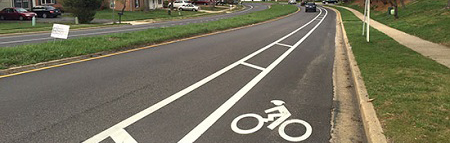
<box><xmin>63</xmin><ymin>0</ymin><xmax>103</xmax><ymax>23</ymax></box>
<box><xmin>334</xmin><ymin>6</ymin><xmax>450</xmax><ymax>142</ymax></box>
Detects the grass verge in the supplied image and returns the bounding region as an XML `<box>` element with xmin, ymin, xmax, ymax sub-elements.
<box><xmin>342</xmin><ymin>0</ymin><xmax>450</xmax><ymax>47</ymax></box>
<box><xmin>0</xmin><ymin>4</ymin><xmax>297</xmax><ymax>69</ymax></box>
<box><xmin>333</xmin><ymin>6</ymin><xmax>450</xmax><ymax>142</ymax></box>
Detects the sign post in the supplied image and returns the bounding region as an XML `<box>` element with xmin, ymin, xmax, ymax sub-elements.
<box><xmin>111</xmin><ymin>0</ymin><xmax>115</xmax><ymax>24</ymax></box>
<box><xmin>32</xmin><ymin>16</ymin><xmax>36</xmax><ymax>26</ymax></box>
<box><xmin>362</xmin><ymin>0</ymin><xmax>370</xmax><ymax>42</ymax></box>
<box><xmin>50</xmin><ymin>24</ymin><xmax>70</xmax><ymax>48</ymax></box>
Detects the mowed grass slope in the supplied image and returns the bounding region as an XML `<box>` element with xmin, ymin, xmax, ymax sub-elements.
<box><xmin>344</xmin><ymin>0</ymin><xmax>450</xmax><ymax>47</ymax></box>
<box><xmin>0</xmin><ymin>4</ymin><xmax>298</xmax><ymax>69</ymax></box>
<box><xmin>334</xmin><ymin>6</ymin><xmax>450</xmax><ymax>142</ymax></box>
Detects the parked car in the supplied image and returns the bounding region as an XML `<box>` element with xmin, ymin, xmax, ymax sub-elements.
<box><xmin>288</xmin><ymin>0</ymin><xmax>297</xmax><ymax>4</ymax></box>
<box><xmin>0</xmin><ymin>8</ymin><xmax>36</xmax><ymax>20</ymax></box>
<box><xmin>192</xmin><ymin>0</ymin><xmax>210</xmax><ymax>5</ymax></box>
<box><xmin>322</xmin><ymin>0</ymin><xmax>338</xmax><ymax>4</ymax></box>
<box><xmin>168</xmin><ymin>0</ymin><xmax>192</xmax><ymax>8</ymax></box>
<box><xmin>305</xmin><ymin>2</ymin><xmax>316</xmax><ymax>12</ymax></box>
<box><xmin>179</xmin><ymin>4</ymin><xmax>200</xmax><ymax>11</ymax></box>
<box><xmin>300</xmin><ymin>1</ymin><xmax>307</xmax><ymax>6</ymax></box>
<box><xmin>31</xmin><ymin>6</ymin><xmax>61</xmax><ymax>18</ymax></box>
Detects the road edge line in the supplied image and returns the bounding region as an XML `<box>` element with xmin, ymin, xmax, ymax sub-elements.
<box><xmin>0</xmin><ymin>6</ymin><xmax>300</xmax><ymax>79</ymax></box>
<box><xmin>326</xmin><ymin>6</ymin><xmax>387</xmax><ymax>143</ymax></box>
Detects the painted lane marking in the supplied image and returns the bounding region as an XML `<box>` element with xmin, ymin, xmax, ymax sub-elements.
<box><xmin>231</xmin><ymin>100</ymin><xmax>312</xmax><ymax>142</ymax></box>
<box><xmin>110</xmin><ymin>129</ymin><xmax>138</xmax><ymax>143</ymax></box>
<box><xmin>179</xmin><ymin>8</ymin><xmax>328</xmax><ymax>143</ymax></box>
<box><xmin>275</xmin><ymin>43</ymin><xmax>293</xmax><ymax>48</ymax></box>
<box><xmin>83</xmin><ymin>8</ymin><xmax>322</xmax><ymax>143</ymax></box>
<box><xmin>241</xmin><ymin>62</ymin><xmax>266</xmax><ymax>71</ymax></box>
<box><xmin>0</xmin><ymin>5</ymin><xmax>257</xmax><ymax>45</ymax></box>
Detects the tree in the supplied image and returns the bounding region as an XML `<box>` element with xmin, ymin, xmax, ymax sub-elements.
<box><xmin>144</xmin><ymin>0</ymin><xmax>150</xmax><ymax>12</ymax></box>
<box><xmin>63</xmin><ymin>0</ymin><xmax>103</xmax><ymax>23</ymax></box>
<box><xmin>169</xmin><ymin>0</ymin><xmax>175</xmax><ymax>10</ymax></box>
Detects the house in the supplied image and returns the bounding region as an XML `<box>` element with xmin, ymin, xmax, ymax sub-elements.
<box><xmin>110</xmin><ymin>0</ymin><xmax>163</xmax><ymax>11</ymax></box>
<box><xmin>0</xmin><ymin>0</ymin><xmax>162</xmax><ymax>12</ymax></box>
<box><xmin>0</xmin><ymin>0</ymin><xmax>62</xmax><ymax>10</ymax></box>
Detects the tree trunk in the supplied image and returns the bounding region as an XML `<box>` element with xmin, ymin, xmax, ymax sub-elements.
<box><xmin>144</xmin><ymin>0</ymin><xmax>150</xmax><ymax>12</ymax></box>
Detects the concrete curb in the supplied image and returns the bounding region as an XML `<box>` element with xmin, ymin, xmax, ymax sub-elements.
<box><xmin>327</xmin><ymin>6</ymin><xmax>388</xmax><ymax>143</ymax></box>
<box><xmin>0</xmin><ymin>7</ymin><xmax>300</xmax><ymax>79</ymax></box>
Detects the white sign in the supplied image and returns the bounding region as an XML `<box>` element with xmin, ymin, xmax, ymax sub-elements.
<box><xmin>51</xmin><ymin>24</ymin><xmax>70</xmax><ymax>39</ymax></box>
<box><xmin>231</xmin><ymin>100</ymin><xmax>312</xmax><ymax>142</ymax></box>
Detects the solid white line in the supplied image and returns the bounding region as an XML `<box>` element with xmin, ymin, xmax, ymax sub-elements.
<box><xmin>178</xmin><ymin>8</ymin><xmax>328</xmax><ymax>143</ymax></box>
<box><xmin>110</xmin><ymin>129</ymin><xmax>138</xmax><ymax>143</ymax></box>
<box><xmin>83</xmin><ymin>8</ymin><xmax>323</xmax><ymax>143</ymax></box>
<box><xmin>275</xmin><ymin>43</ymin><xmax>293</xmax><ymax>48</ymax></box>
<box><xmin>241</xmin><ymin>62</ymin><xmax>266</xmax><ymax>71</ymax></box>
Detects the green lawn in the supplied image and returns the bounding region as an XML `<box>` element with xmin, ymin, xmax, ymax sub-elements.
<box><xmin>94</xmin><ymin>9</ymin><xmax>202</xmax><ymax>21</ymax></box>
<box><xmin>342</xmin><ymin>0</ymin><xmax>450</xmax><ymax>47</ymax></box>
<box><xmin>0</xmin><ymin>4</ymin><xmax>298</xmax><ymax>69</ymax></box>
<box><xmin>333</xmin><ymin>6</ymin><xmax>450</xmax><ymax>142</ymax></box>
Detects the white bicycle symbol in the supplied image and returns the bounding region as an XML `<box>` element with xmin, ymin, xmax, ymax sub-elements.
<box><xmin>230</xmin><ymin>100</ymin><xmax>312</xmax><ymax>142</ymax></box>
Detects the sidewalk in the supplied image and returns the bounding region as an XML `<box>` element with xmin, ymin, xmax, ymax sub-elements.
<box><xmin>338</xmin><ymin>6</ymin><xmax>450</xmax><ymax>69</ymax></box>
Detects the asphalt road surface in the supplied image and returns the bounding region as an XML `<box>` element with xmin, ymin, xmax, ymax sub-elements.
<box><xmin>0</xmin><ymin>3</ymin><xmax>267</xmax><ymax>48</ymax></box>
<box><xmin>0</xmin><ymin>5</ymin><xmax>336</xmax><ymax>143</ymax></box>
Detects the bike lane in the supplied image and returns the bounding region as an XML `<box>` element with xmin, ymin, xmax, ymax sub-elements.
<box><xmin>82</xmin><ymin>7</ymin><xmax>334</xmax><ymax>143</ymax></box>
<box><xmin>192</xmin><ymin>8</ymin><xmax>336</xmax><ymax>143</ymax></box>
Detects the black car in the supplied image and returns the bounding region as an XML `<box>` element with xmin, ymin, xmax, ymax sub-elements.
<box><xmin>305</xmin><ymin>2</ymin><xmax>316</xmax><ymax>12</ymax></box>
<box><xmin>300</xmin><ymin>1</ymin><xmax>307</xmax><ymax>6</ymax></box>
<box><xmin>323</xmin><ymin>0</ymin><xmax>338</xmax><ymax>4</ymax></box>
<box><xmin>31</xmin><ymin>6</ymin><xmax>61</xmax><ymax>18</ymax></box>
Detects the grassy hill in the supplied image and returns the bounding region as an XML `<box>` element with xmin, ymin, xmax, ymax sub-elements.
<box><xmin>343</xmin><ymin>0</ymin><xmax>450</xmax><ymax>47</ymax></box>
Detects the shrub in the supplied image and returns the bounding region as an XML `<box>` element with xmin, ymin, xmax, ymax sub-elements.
<box><xmin>63</xmin><ymin>0</ymin><xmax>103</xmax><ymax>23</ymax></box>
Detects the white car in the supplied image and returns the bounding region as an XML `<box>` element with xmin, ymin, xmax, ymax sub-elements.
<box><xmin>168</xmin><ymin>0</ymin><xmax>192</xmax><ymax>8</ymax></box>
<box><xmin>178</xmin><ymin>4</ymin><xmax>200</xmax><ymax>11</ymax></box>
<box><xmin>288</xmin><ymin>0</ymin><xmax>297</xmax><ymax>4</ymax></box>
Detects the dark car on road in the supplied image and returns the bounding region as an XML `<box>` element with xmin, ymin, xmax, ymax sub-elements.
<box><xmin>323</xmin><ymin>0</ymin><xmax>338</xmax><ymax>4</ymax></box>
<box><xmin>31</xmin><ymin>6</ymin><xmax>61</xmax><ymax>18</ymax></box>
<box><xmin>0</xmin><ymin>8</ymin><xmax>36</xmax><ymax>20</ymax></box>
<box><xmin>304</xmin><ymin>2</ymin><xmax>317</xmax><ymax>12</ymax></box>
